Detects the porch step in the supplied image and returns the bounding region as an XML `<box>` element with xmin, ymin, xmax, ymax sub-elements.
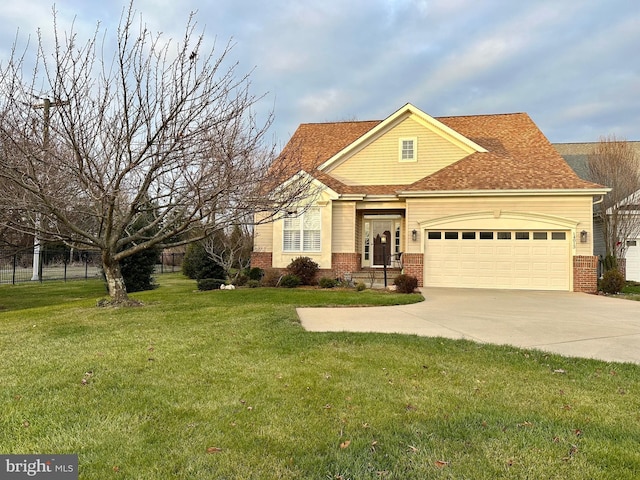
<box><xmin>347</xmin><ymin>269</ymin><xmax>402</xmax><ymax>288</ymax></box>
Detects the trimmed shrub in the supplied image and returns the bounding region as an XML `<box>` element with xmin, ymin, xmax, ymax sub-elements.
<box><xmin>600</xmin><ymin>269</ymin><xmax>625</xmax><ymax>294</ymax></box>
<box><xmin>394</xmin><ymin>274</ymin><xmax>418</xmax><ymax>294</ymax></box>
<box><xmin>247</xmin><ymin>267</ymin><xmax>264</xmax><ymax>281</ymax></box>
<box><xmin>355</xmin><ymin>282</ymin><xmax>366</xmax><ymax>292</ymax></box>
<box><xmin>279</xmin><ymin>274</ymin><xmax>301</xmax><ymax>288</ymax></box>
<box><xmin>197</xmin><ymin>278</ymin><xmax>226</xmax><ymax>291</ymax></box>
<box><xmin>318</xmin><ymin>277</ymin><xmax>338</xmax><ymax>288</ymax></box>
<box><xmin>182</xmin><ymin>242</ymin><xmax>225</xmax><ymax>280</ymax></box>
<box><xmin>247</xmin><ymin>280</ymin><xmax>260</xmax><ymax>288</ymax></box>
<box><xmin>286</xmin><ymin>256</ymin><xmax>319</xmax><ymax>285</ymax></box>
<box><xmin>261</xmin><ymin>268</ymin><xmax>282</xmax><ymax>287</ymax></box>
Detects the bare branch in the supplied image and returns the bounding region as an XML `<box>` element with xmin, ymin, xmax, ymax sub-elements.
<box><xmin>0</xmin><ymin>2</ymin><xmax>310</xmax><ymax>302</ymax></box>
<box><xmin>587</xmin><ymin>135</ymin><xmax>640</xmax><ymax>258</ymax></box>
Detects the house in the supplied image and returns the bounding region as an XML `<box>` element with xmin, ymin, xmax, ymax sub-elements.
<box><xmin>554</xmin><ymin>141</ymin><xmax>640</xmax><ymax>281</ymax></box>
<box><xmin>252</xmin><ymin>104</ymin><xmax>608</xmax><ymax>292</ymax></box>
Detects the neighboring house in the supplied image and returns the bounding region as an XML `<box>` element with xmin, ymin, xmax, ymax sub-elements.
<box><xmin>253</xmin><ymin>104</ymin><xmax>608</xmax><ymax>292</ymax></box>
<box><xmin>554</xmin><ymin>141</ymin><xmax>640</xmax><ymax>281</ymax></box>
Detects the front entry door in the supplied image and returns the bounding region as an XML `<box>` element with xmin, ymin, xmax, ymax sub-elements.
<box><xmin>372</xmin><ymin>220</ymin><xmax>392</xmax><ymax>267</ymax></box>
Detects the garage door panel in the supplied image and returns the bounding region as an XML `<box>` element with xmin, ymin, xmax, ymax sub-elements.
<box><xmin>425</xmin><ymin>230</ymin><xmax>570</xmax><ymax>290</ymax></box>
<box><xmin>477</xmin><ymin>246</ymin><xmax>495</xmax><ymax>255</ymax></box>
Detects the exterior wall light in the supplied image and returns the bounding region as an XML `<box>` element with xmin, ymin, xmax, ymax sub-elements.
<box><xmin>580</xmin><ymin>230</ymin><xmax>588</xmax><ymax>243</ymax></box>
<box><xmin>412</xmin><ymin>229</ymin><xmax>417</xmax><ymax>241</ymax></box>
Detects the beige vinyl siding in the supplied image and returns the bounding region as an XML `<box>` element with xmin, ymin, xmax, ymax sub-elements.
<box><xmin>253</xmin><ymin>214</ymin><xmax>273</xmax><ymax>251</ymax></box>
<box><xmin>332</xmin><ymin>201</ymin><xmax>356</xmax><ymax>252</ymax></box>
<box><xmin>406</xmin><ymin>195</ymin><xmax>594</xmax><ymax>256</ymax></box>
<box><xmin>328</xmin><ymin>115</ymin><xmax>469</xmax><ymax>186</ymax></box>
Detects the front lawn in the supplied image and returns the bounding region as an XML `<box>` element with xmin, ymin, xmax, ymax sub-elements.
<box><xmin>1</xmin><ymin>275</ymin><xmax>638</xmax><ymax>479</ymax></box>
<box><xmin>621</xmin><ymin>281</ymin><xmax>640</xmax><ymax>300</ymax></box>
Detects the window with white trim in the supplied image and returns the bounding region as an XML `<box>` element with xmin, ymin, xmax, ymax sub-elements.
<box><xmin>399</xmin><ymin>137</ymin><xmax>417</xmax><ymax>162</ymax></box>
<box><xmin>283</xmin><ymin>208</ymin><xmax>321</xmax><ymax>252</ymax></box>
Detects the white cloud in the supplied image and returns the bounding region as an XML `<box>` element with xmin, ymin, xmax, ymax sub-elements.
<box><xmin>0</xmin><ymin>0</ymin><xmax>638</xmax><ymax>143</ymax></box>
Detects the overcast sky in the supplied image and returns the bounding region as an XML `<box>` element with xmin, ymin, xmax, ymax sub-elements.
<box><xmin>0</xmin><ymin>0</ymin><xmax>638</xmax><ymax>147</ymax></box>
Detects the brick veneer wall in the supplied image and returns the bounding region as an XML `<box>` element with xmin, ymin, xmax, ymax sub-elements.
<box><xmin>573</xmin><ymin>255</ymin><xmax>598</xmax><ymax>293</ymax></box>
<box><xmin>331</xmin><ymin>253</ymin><xmax>361</xmax><ymax>279</ymax></box>
<box><xmin>402</xmin><ymin>253</ymin><xmax>424</xmax><ymax>286</ymax></box>
<box><xmin>251</xmin><ymin>252</ymin><xmax>272</xmax><ymax>270</ymax></box>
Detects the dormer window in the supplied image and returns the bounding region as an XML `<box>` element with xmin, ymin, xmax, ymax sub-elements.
<box><xmin>399</xmin><ymin>137</ymin><xmax>417</xmax><ymax>162</ymax></box>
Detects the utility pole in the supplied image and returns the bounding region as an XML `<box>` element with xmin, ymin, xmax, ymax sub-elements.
<box><xmin>31</xmin><ymin>97</ymin><xmax>67</xmax><ymax>281</ymax></box>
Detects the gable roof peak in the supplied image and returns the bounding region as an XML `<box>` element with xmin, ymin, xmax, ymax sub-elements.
<box><xmin>316</xmin><ymin>103</ymin><xmax>488</xmax><ymax>171</ymax></box>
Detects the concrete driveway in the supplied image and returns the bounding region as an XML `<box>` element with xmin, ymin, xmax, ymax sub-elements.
<box><xmin>297</xmin><ymin>288</ymin><xmax>640</xmax><ymax>364</ymax></box>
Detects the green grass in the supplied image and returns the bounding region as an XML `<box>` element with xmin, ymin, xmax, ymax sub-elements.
<box><xmin>621</xmin><ymin>281</ymin><xmax>640</xmax><ymax>300</ymax></box>
<box><xmin>1</xmin><ymin>275</ymin><xmax>639</xmax><ymax>479</ymax></box>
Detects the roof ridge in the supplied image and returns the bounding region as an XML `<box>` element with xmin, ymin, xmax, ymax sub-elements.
<box><xmin>299</xmin><ymin>119</ymin><xmax>382</xmax><ymax>127</ymax></box>
<box><xmin>553</xmin><ymin>140</ymin><xmax>640</xmax><ymax>145</ymax></box>
<box><xmin>436</xmin><ymin>112</ymin><xmax>528</xmax><ymax>119</ymax></box>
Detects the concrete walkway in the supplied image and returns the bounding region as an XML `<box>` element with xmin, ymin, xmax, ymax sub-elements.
<box><xmin>297</xmin><ymin>288</ymin><xmax>640</xmax><ymax>364</ymax></box>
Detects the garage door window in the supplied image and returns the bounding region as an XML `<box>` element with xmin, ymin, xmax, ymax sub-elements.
<box><xmin>426</xmin><ymin>230</ymin><xmax>570</xmax><ymax>241</ymax></box>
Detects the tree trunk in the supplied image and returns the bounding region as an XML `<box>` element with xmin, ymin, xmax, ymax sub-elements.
<box><xmin>102</xmin><ymin>254</ymin><xmax>130</xmax><ymax>304</ymax></box>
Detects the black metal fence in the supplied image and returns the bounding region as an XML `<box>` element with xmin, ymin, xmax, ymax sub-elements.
<box><xmin>156</xmin><ymin>252</ymin><xmax>185</xmax><ymax>274</ymax></box>
<box><xmin>0</xmin><ymin>249</ymin><xmax>185</xmax><ymax>285</ymax></box>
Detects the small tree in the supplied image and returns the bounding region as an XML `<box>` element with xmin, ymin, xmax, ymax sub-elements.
<box><xmin>119</xmin><ymin>200</ymin><xmax>161</xmax><ymax>292</ymax></box>
<box><xmin>202</xmin><ymin>224</ymin><xmax>253</xmax><ymax>283</ymax></box>
<box><xmin>588</xmin><ymin>136</ymin><xmax>640</xmax><ymax>258</ymax></box>
<box><xmin>120</xmin><ymin>246</ymin><xmax>160</xmax><ymax>292</ymax></box>
<box><xmin>182</xmin><ymin>242</ymin><xmax>225</xmax><ymax>280</ymax></box>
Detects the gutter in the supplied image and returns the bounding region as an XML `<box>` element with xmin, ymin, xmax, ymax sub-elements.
<box><xmin>396</xmin><ymin>188</ymin><xmax>611</xmax><ymax>198</ymax></box>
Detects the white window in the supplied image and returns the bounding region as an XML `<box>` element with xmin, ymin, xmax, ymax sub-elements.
<box><xmin>399</xmin><ymin>137</ymin><xmax>417</xmax><ymax>162</ymax></box>
<box><xmin>283</xmin><ymin>208</ymin><xmax>321</xmax><ymax>252</ymax></box>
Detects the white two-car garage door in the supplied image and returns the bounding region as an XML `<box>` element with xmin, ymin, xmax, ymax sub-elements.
<box><xmin>424</xmin><ymin>230</ymin><xmax>571</xmax><ymax>290</ymax></box>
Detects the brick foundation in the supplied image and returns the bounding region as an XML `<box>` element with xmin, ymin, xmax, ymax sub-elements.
<box><xmin>251</xmin><ymin>252</ymin><xmax>272</xmax><ymax>270</ymax></box>
<box><xmin>573</xmin><ymin>255</ymin><xmax>598</xmax><ymax>293</ymax></box>
<box><xmin>402</xmin><ymin>253</ymin><xmax>424</xmax><ymax>286</ymax></box>
<box><xmin>331</xmin><ymin>253</ymin><xmax>361</xmax><ymax>280</ymax></box>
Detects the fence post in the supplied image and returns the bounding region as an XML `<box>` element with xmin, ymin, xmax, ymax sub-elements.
<box><xmin>12</xmin><ymin>254</ymin><xmax>17</xmax><ymax>285</ymax></box>
<box><xmin>38</xmin><ymin>249</ymin><xmax>43</xmax><ymax>283</ymax></box>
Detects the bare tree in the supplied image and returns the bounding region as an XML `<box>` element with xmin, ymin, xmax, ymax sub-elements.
<box><xmin>588</xmin><ymin>135</ymin><xmax>640</xmax><ymax>259</ymax></box>
<box><xmin>202</xmin><ymin>223</ymin><xmax>253</xmax><ymax>283</ymax></box>
<box><xmin>0</xmin><ymin>3</ymin><xmax>309</xmax><ymax>304</ymax></box>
